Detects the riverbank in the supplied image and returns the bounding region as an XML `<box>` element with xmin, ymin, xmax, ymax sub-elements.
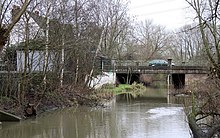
<box><xmin>0</xmin><ymin>84</ymin><xmax>114</xmax><ymax>120</ymax></box>
<box><xmin>0</xmin><ymin>82</ymin><xmax>147</xmax><ymax>120</ymax></box>
<box><xmin>0</xmin><ymin>71</ymin><xmax>145</xmax><ymax>120</ymax></box>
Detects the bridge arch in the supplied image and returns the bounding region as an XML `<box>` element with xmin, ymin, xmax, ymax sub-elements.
<box><xmin>116</xmin><ymin>73</ymin><xmax>140</xmax><ymax>84</ymax></box>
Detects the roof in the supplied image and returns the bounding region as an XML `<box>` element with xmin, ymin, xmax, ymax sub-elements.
<box><xmin>15</xmin><ymin>39</ymin><xmax>47</xmax><ymax>51</ymax></box>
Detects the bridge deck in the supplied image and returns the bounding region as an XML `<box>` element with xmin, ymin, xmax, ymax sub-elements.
<box><xmin>104</xmin><ymin>66</ymin><xmax>209</xmax><ymax>74</ymax></box>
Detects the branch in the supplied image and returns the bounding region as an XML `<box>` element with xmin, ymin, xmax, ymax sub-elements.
<box><xmin>206</xmin><ymin>122</ymin><xmax>220</xmax><ymax>137</ymax></box>
<box><xmin>0</xmin><ymin>0</ymin><xmax>13</xmax><ymax>25</ymax></box>
<box><xmin>213</xmin><ymin>0</ymin><xmax>220</xmax><ymax>19</ymax></box>
<box><xmin>4</xmin><ymin>0</ymin><xmax>32</xmax><ymax>37</ymax></box>
<box><xmin>188</xmin><ymin>113</ymin><xmax>206</xmax><ymax>137</ymax></box>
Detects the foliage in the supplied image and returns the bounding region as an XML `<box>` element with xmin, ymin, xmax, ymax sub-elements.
<box><xmin>0</xmin><ymin>0</ymin><xmax>133</xmax><ymax>114</ymax></box>
<box><xmin>185</xmin><ymin>0</ymin><xmax>220</xmax><ymax>137</ymax></box>
<box><xmin>186</xmin><ymin>78</ymin><xmax>220</xmax><ymax>137</ymax></box>
<box><xmin>100</xmin><ymin>83</ymin><xmax>146</xmax><ymax>98</ymax></box>
<box><xmin>112</xmin><ymin>84</ymin><xmax>132</xmax><ymax>94</ymax></box>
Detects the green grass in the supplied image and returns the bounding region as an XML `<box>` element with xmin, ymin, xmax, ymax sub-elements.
<box><xmin>112</xmin><ymin>84</ymin><xmax>132</xmax><ymax>94</ymax></box>
<box><xmin>112</xmin><ymin>83</ymin><xmax>146</xmax><ymax>98</ymax></box>
<box><xmin>95</xmin><ymin>83</ymin><xmax>146</xmax><ymax>99</ymax></box>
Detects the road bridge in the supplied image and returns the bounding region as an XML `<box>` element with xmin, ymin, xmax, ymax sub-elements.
<box><xmin>103</xmin><ymin>64</ymin><xmax>209</xmax><ymax>89</ymax></box>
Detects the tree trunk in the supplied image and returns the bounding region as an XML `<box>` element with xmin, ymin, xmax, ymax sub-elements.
<box><xmin>0</xmin><ymin>0</ymin><xmax>31</xmax><ymax>52</ymax></box>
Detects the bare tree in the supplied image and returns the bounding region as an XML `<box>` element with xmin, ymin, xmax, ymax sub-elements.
<box><xmin>79</xmin><ymin>0</ymin><xmax>130</xmax><ymax>86</ymax></box>
<box><xmin>0</xmin><ymin>0</ymin><xmax>32</xmax><ymax>52</ymax></box>
<box><xmin>186</xmin><ymin>0</ymin><xmax>220</xmax><ymax>77</ymax></box>
<box><xmin>132</xmin><ymin>20</ymin><xmax>171</xmax><ymax>60</ymax></box>
<box><xmin>0</xmin><ymin>0</ymin><xmax>131</xmax><ymax>104</ymax></box>
<box><xmin>185</xmin><ymin>0</ymin><xmax>220</xmax><ymax>137</ymax></box>
<box><xmin>99</xmin><ymin>0</ymin><xmax>130</xmax><ymax>59</ymax></box>
<box><xmin>171</xmin><ymin>24</ymin><xmax>206</xmax><ymax>64</ymax></box>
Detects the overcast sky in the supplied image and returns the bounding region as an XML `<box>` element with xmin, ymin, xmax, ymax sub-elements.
<box><xmin>128</xmin><ymin>0</ymin><xmax>194</xmax><ymax>30</ymax></box>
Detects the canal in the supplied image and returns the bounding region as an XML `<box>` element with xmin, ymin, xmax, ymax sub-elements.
<box><xmin>0</xmin><ymin>88</ymin><xmax>191</xmax><ymax>138</ymax></box>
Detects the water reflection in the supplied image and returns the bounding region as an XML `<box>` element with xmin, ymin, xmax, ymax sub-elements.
<box><xmin>0</xmin><ymin>89</ymin><xmax>191</xmax><ymax>138</ymax></box>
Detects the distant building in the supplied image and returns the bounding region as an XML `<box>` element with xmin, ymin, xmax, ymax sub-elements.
<box><xmin>5</xmin><ymin>39</ymin><xmax>54</xmax><ymax>72</ymax></box>
<box><xmin>16</xmin><ymin>50</ymin><xmax>54</xmax><ymax>72</ymax></box>
<box><xmin>9</xmin><ymin>6</ymin><xmax>112</xmax><ymax>74</ymax></box>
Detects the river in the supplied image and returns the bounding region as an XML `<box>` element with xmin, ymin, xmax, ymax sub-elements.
<box><xmin>0</xmin><ymin>88</ymin><xmax>191</xmax><ymax>138</ymax></box>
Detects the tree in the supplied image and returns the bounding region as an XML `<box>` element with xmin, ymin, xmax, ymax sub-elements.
<box><xmin>185</xmin><ymin>0</ymin><xmax>220</xmax><ymax>137</ymax></box>
<box><xmin>0</xmin><ymin>0</ymin><xmax>32</xmax><ymax>52</ymax></box>
<box><xmin>98</xmin><ymin>0</ymin><xmax>130</xmax><ymax>59</ymax></box>
<box><xmin>0</xmin><ymin>0</ymin><xmax>130</xmax><ymax>100</ymax></box>
<box><xmin>186</xmin><ymin>0</ymin><xmax>220</xmax><ymax>77</ymax></box>
<box><xmin>131</xmin><ymin>20</ymin><xmax>171</xmax><ymax>60</ymax></box>
<box><xmin>187</xmin><ymin>78</ymin><xmax>220</xmax><ymax>138</ymax></box>
<box><xmin>172</xmin><ymin>24</ymin><xmax>207</xmax><ymax>64</ymax></box>
<box><xmin>85</xmin><ymin>0</ymin><xmax>131</xmax><ymax>85</ymax></box>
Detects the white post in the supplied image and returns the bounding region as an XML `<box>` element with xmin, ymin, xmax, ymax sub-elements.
<box><xmin>75</xmin><ymin>59</ymin><xmax>79</xmax><ymax>84</ymax></box>
<box><xmin>113</xmin><ymin>60</ymin><xmax>116</xmax><ymax>84</ymax></box>
<box><xmin>60</xmin><ymin>34</ymin><xmax>64</xmax><ymax>87</ymax></box>
<box><xmin>101</xmin><ymin>58</ymin><xmax>104</xmax><ymax>72</ymax></box>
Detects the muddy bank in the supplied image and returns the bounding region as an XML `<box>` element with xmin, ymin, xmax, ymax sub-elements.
<box><xmin>0</xmin><ymin>85</ymin><xmax>114</xmax><ymax>120</ymax></box>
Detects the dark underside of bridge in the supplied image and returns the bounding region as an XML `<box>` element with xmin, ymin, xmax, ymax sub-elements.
<box><xmin>172</xmin><ymin>74</ymin><xmax>185</xmax><ymax>89</ymax></box>
<box><xmin>116</xmin><ymin>73</ymin><xmax>140</xmax><ymax>84</ymax></box>
<box><xmin>116</xmin><ymin>73</ymin><xmax>186</xmax><ymax>89</ymax></box>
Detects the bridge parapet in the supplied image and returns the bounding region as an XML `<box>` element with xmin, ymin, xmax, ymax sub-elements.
<box><xmin>104</xmin><ymin>65</ymin><xmax>209</xmax><ymax>74</ymax></box>
<box><xmin>113</xmin><ymin>59</ymin><xmax>208</xmax><ymax>67</ymax></box>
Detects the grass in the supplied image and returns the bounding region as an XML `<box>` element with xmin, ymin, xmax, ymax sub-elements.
<box><xmin>112</xmin><ymin>84</ymin><xmax>132</xmax><ymax>94</ymax></box>
<box><xmin>96</xmin><ymin>83</ymin><xmax>146</xmax><ymax>99</ymax></box>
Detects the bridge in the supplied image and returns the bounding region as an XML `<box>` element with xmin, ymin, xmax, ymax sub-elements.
<box><xmin>102</xmin><ymin>60</ymin><xmax>209</xmax><ymax>89</ymax></box>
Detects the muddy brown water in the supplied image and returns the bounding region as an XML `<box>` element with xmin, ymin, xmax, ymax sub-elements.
<box><xmin>0</xmin><ymin>88</ymin><xmax>191</xmax><ymax>138</ymax></box>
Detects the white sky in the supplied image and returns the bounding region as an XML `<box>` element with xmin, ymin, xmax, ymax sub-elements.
<box><xmin>128</xmin><ymin>0</ymin><xmax>194</xmax><ymax>30</ymax></box>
